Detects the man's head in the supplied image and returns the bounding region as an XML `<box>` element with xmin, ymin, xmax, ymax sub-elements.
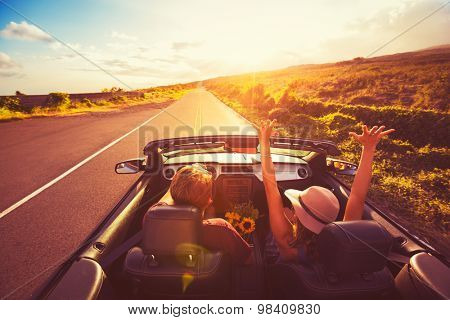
<box><xmin>170</xmin><ymin>164</ymin><xmax>213</xmax><ymax>211</ymax></box>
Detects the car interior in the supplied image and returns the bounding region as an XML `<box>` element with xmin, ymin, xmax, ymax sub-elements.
<box><xmin>40</xmin><ymin>138</ymin><xmax>450</xmax><ymax>300</ymax></box>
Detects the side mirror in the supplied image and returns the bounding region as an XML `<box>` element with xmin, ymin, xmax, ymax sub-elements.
<box><xmin>115</xmin><ymin>158</ymin><xmax>145</xmax><ymax>174</ymax></box>
<box><xmin>326</xmin><ymin>158</ymin><xmax>357</xmax><ymax>176</ymax></box>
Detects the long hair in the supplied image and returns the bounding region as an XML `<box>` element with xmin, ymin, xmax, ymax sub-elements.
<box><xmin>297</xmin><ymin>223</ymin><xmax>319</xmax><ymax>260</ymax></box>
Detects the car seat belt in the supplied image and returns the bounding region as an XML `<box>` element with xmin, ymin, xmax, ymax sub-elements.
<box><xmin>100</xmin><ymin>231</ymin><xmax>143</xmax><ymax>268</ymax></box>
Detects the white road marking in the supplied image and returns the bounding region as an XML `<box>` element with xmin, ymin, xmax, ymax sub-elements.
<box><xmin>194</xmin><ymin>103</ymin><xmax>200</xmax><ymax>135</ymax></box>
<box><xmin>0</xmin><ymin>104</ymin><xmax>176</xmax><ymax>220</ymax></box>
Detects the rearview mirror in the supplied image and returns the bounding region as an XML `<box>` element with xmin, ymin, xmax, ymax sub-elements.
<box><xmin>326</xmin><ymin>158</ymin><xmax>357</xmax><ymax>176</ymax></box>
<box><xmin>115</xmin><ymin>158</ymin><xmax>145</xmax><ymax>174</ymax></box>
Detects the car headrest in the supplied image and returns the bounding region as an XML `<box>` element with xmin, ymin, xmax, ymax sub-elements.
<box><xmin>142</xmin><ymin>204</ymin><xmax>202</xmax><ymax>257</ymax></box>
<box><xmin>317</xmin><ymin>220</ymin><xmax>393</xmax><ymax>274</ymax></box>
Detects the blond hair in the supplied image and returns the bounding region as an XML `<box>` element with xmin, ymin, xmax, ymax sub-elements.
<box><xmin>170</xmin><ymin>164</ymin><xmax>213</xmax><ymax>210</ymax></box>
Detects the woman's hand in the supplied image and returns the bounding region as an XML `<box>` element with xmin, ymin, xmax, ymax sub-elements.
<box><xmin>258</xmin><ymin>119</ymin><xmax>277</xmax><ymax>146</ymax></box>
<box><xmin>349</xmin><ymin>125</ymin><xmax>395</xmax><ymax>151</ymax></box>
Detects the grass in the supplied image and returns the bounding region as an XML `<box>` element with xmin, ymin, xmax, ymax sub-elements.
<box><xmin>0</xmin><ymin>84</ymin><xmax>192</xmax><ymax>121</ymax></box>
<box><xmin>202</xmin><ymin>47</ymin><xmax>450</xmax><ymax>257</ymax></box>
<box><xmin>0</xmin><ymin>107</ymin><xmax>28</xmax><ymax>121</ymax></box>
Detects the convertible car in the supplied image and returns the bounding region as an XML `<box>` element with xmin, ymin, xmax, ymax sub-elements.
<box><xmin>36</xmin><ymin>135</ymin><xmax>450</xmax><ymax>299</ymax></box>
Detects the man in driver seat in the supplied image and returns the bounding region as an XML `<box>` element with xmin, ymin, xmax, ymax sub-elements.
<box><xmin>150</xmin><ymin>164</ymin><xmax>252</xmax><ymax>264</ymax></box>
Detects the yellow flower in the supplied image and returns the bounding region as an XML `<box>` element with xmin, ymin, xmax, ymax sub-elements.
<box><xmin>225</xmin><ymin>211</ymin><xmax>241</xmax><ymax>222</ymax></box>
<box><xmin>237</xmin><ymin>217</ymin><xmax>256</xmax><ymax>235</ymax></box>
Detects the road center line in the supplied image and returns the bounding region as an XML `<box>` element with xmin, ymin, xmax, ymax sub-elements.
<box><xmin>199</xmin><ymin>102</ymin><xmax>203</xmax><ymax>131</ymax></box>
<box><xmin>194</xmin><ymin>103</ymin><xmax>200</xmax><ymax>135</ymax></box>
<box><xmin>0</xmin><ymin>104</ymin><xmax>176</xmax><ymax>220</ymax></box>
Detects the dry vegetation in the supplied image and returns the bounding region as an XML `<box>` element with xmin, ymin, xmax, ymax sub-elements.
<box><xmin>0</xmin><ymin>84</ymin><xmax>193</xmax><ymax>121</ymax></box>
<box><xmin>203</xmin><ymin>47</ymin><xmax>450</xmax><ymax>256</ymax></box>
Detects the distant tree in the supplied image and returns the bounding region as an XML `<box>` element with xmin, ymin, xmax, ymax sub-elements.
<box><xmin>102</xmin><ymin>87</ymin><xmax>124</xmax><ymax>93</ymax></box>
<box><xmin>46</xmin><ymin>92</ymin><xmax>71</xmax><ymax>109</ymax></box>
<box><xmin>15</xmin><ymin>90</ymin><xmax>26</xmax><ymax>96</ymax></box>
<box><xmin>0</xmin><ymin>96</ymin><xmax>27</xmax><ymax>112</ymax></box>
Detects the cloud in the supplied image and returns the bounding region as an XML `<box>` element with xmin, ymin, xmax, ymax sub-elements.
<box><xmin>53</xmin><ymin>53</ymin><xmax>78</xmax><ymax>61</ymax></box>
<box><xmin>71</xmin><ymin>55</ymin><xmax>202</xmax><ymax>80</ymax></box>
<box><xmin>102</xmin><ymin>58</ymin><xmax>131</xmax><ymax>69</ymax></box>
<box><xmin>0</xmin><ymin>52</ymin><xmax>24</xmax><ymax>78</ymax></box>
<box><xmin>0</xmin><ymin>21</ymin><xmax>53</xmax><ymax>42</ymax></box>
<box><xmin>111</xmin><ymin>31</ymin><xmax>137</xmax><ymax>41</ymax></box>
<box><xmin>0</xmin><ymin>70</ymin><xmax>22</xmax><ymax>77</ymax></box>
<box><xmin>137</xmin><ymin>46</ymin><xmax>150</xmax><ymax>52</ymax></box>
<box><xmin>100</xmin><ymin>58</ymin><xmax>166</xmax><ymax>77</ymax></box>
<box><xmin>319</xmin><ymin>0</ymin><xmax>450</xmax><ymax>61</ymax></box>
<box><xmin>49</xmin><ymin>41</ymin><xmax>81</xmax><ymax>52</ymax></box>
<box><xmin>0</xmin><ymin>52</ymin><xmax>20</xmax><ymax>69</ymax></box>
<box><xmin>106</xmin><ymin>42</ymin><xmax>135</xmax><ymax>50</ymax></box>
<box><xmin>171</xmin><ymin>41</ymin><xmax>203</xmax><ymax>51</ymax></box>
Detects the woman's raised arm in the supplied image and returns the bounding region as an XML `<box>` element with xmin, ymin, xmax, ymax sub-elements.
<box><xmin>259</xmin><ymin>120</ymin><xmax>298</xmax><ymax>261</ymax></box>
<box><xmin>344</xmin><ymin>125</ymin><xmax>395</xmax><ymax>221</ymax></box>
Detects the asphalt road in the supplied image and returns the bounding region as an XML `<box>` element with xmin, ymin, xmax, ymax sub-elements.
<box><xmin>0</xmin><ymin>89</ymin><xmax>256</xmax><ymax>299</ymax></box>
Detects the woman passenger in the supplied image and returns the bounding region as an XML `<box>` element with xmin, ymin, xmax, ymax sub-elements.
<box><xmin>259</xmin><ymin>120</ymin><xmax>395</xmax><ymax>263</ymax></box>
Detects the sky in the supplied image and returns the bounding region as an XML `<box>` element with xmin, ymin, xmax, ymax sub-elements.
<box><xmin>0</xmin><ymin>0</ymin><xmax>449</xmax><ymax>94</ymax></box>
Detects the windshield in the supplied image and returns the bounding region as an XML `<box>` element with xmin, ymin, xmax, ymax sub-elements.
<box><xmin>161</xmin><ymin>145</ymin><xmax>313</xmax><ymax>159</ymax></box>
<box><xmin>267</xmin><ymin>147</ymin><xmax>312</xmax><ymax>158</ymax></box>
<box><xmin>162</xmin><ymin>146</ymin><xmax>230</xmax><ymax>158</ymax></box>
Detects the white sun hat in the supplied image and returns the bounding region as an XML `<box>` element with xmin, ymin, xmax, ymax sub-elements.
<box><xmin>284</xmin><ymin>186</ymin><xmax>340</xmax><ymax>234</ymax></box>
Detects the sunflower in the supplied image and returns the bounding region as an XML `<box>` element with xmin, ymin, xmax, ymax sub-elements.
<box><xmin>225</xmin><ymin>211</ymin><xmax>241</xmax><ymax>227</ymax></box>
<box><xmin>237</xmin><ymin>217</ymin><xmax>256</xmax><ymax>235</ymax></box>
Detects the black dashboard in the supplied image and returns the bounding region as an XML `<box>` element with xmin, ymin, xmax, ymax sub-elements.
<box><xmin>162</xmin><ymin>153</ymin><xmax>312</xmax><ymax>182</ymax></box>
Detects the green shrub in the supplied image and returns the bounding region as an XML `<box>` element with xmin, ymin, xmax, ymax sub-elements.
<box><xmin>108</xmin><ymin>95</ymin><xmax>126</xmax><ymax>103</ymax></box>
<box><xmin>338</xmin><ymin>105</ymin><xmax>449</xmax><ymax>147</ymax></box>
<box><xmin>46</xmin><ymin>92</ymin><xmax>71</xmax><ymax>110</ymax></box>
<box><xmin>96</xmin><ymin>100</ymin><xmax>108</xmax><ymax>106</ymax></box>
<box><xmin>288</xmin><ymin>114</ymin><xmax>321</xmax><ymax>139</ymax></box>
<box><xmin>297</xmin><ymin>99</ymin><xmax>332</xmax><ymax>116</ymax></box>
<box><xmin>80</xmin><ymin>98</ymin><xmax>94</xmax><ymax>108</ymax></box>
<box><xmin>277</xmin><ymin>90</ymin><xmax>298</xmax><ymax>110</ymax></box>
<box><xmin>317</xmin><ymin>112</ymin><xmax>360</xmax><ymax>140</ymax></box>
<box><xmin>417</xmin><ymin>169</ymin><xmax>449</xmax><ymax>194</ymax></box>
<box><xmin>268</xmin><ymin>107</ymin><xmax>290</xmax><ymax>122</ymax></box>
<box><xmin>237</xmin><ymin>84</ymin><xmax>272</xmax><ymax>110</ymax></box>
<box><xmin>0</xmin><ymin>96</ymin><xmax>28</xmax><ymax>112</ymax></box>
<box><xmin>0</xmin><ymin>106</ymin><xmax>26</xmax><ymax>120</ymax></box>
<box><xmin>318</xmin><ymin>112</ymin><xmax>357</xmax><ymax>129</ymax></box>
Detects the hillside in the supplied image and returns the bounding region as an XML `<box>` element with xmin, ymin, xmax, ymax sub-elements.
<box><xmin>205</xmin><ymin>46</ymin><xmax>449</xmax><ymax>111</ymax></box>
<box><xmin>202</xmin><ymin>46</ymin><xmax>450</xmax><ymax>256</ymax></box>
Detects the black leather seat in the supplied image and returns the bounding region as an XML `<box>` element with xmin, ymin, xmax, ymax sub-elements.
<box><xmin>268</xmin><ymin>220</ymin><xmax>396</xmax><ymax>299</ymax></box>
<box><xmin>395</xmin><ymin>252</ymin><xmax>450</xmax><ymax>299</ymax></box>
<box><xmin>124</xmin><ymin>205</ymin><xmax>232</xmax><ymax>299</ymax></box>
